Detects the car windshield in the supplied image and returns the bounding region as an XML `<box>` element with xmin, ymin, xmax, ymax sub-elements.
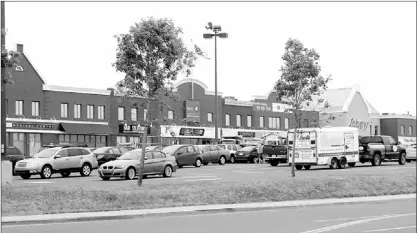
<box><xmin>118</xmin><ymin>150</ymin><xmax>141</xmax><ymax>160</ymax></box>
<box><xmin>34</xmin><ymin>148</ymin><xmax>59</xmax><ymax>158</ymax></box>
<box><xmin>161</xmin><ymin>146</ymin><xmax>181</xmax><ymax>154</ymax></box>
<box><xmin>241</xmin><ymin>146</ymin><xmax>255</xmax><ymax>152</ymax></box>
<box><xmin>360</xmin><ymin>137</ymin><xmax>383</xmax><ymax>144</ymax></box>
<box><xmin>94</xmin><ymin>147</ymin><xmax>111</xmax><ymax>154</ymax></box>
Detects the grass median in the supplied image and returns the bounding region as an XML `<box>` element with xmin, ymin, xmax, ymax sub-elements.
<box><xmin>2</xmin><ymin>174</ymin><xmax>416</xmax><ymax>217</ymax></box>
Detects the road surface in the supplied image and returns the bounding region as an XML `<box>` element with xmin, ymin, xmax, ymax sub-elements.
<box><xmin>3</xmin><ymin>198</ymin><xmax>415</xmax><ymax>233</ymax></box>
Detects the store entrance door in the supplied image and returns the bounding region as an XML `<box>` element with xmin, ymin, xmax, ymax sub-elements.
<box><xmin>28</xmin><ymin>134</ymin><xmax>41</xmax><ymax>157</ymax></box>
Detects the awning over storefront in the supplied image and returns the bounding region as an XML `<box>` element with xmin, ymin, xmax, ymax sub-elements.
<box><xmin>60</xmin><ymin>123</ymin><xmax>112</xmax><ymax>135</ymax></box>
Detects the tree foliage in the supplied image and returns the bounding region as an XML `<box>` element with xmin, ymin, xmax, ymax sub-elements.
<box><xmin>1</xmin><ymin>47</ymin><xmax>20</xmax><ymax>85</ymax></box>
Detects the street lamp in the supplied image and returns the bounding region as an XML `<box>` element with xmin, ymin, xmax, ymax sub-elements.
<box><xmin>203</xmin><ymin>22</ymin><xmax>228</xmax><ymax>144</ymax></box>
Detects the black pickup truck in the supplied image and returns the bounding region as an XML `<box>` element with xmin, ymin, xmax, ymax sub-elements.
<box><xmin>263</xmin><ymin>137</ymin><xmax>288</xmax><ymax>166</ymax></box>
<box><xmin>359</xmin><ymin>135</ymin><xmax>407</xmax><ymax>166</ymax></box>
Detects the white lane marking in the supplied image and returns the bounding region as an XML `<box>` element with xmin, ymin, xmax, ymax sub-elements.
<box><xmin>232</xmin><ymin>171</ymin><xmax>264</xmax><ymax>174</ymax></box>
<box><xmin>364</xmin><ymin>225</ymin><xmax>416</xmax><ymax>232</ymax></box>
<box><xmin>23</xmin><ymin>181</ymin><xmax>54</xmax><ymax>184</ymax></box>
<box><xmin>180</xmin><ymin>176</ymin><xmax>217</xmax><ymax>179</ymax></box>
<box><xmin>184</xmin><ymin>178</ymin><xmax>222</xmax><ymax>182</ymax></box>
<box><xmin>314</xmin><ymin>213</ymin><xmax>416</xmax><ymax>222</ymax></box>
<box><xmin>301</xmin><ymin>213</ymin><xmax>416</xmax><ymax>233</ymax></box>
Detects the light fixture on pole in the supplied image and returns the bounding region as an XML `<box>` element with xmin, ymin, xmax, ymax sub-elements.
<box><xmin>203</xmin><ymin>22</ymin><xmax>228</xmax><ymax>144</ymax></box>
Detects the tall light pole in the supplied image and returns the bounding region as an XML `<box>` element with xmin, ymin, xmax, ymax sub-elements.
<box><xmin>203</xmin><ymin>22</ymin><xmax>228</xmax><ymax>144</ymax></box>
<box><xmin>1</xmin><ymin>1</ymin><xmax>6</xmax><ymax>159</ymax></box>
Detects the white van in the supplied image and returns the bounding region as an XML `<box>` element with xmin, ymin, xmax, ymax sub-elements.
<box><xmin>287</xmin><ymin>127</ymin><xmax>359</xmax><ymax>170</ymax></box>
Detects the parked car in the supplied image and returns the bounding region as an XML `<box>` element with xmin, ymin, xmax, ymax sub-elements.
<box><xmin>217</xmin><ymin>144</ymin><xmax>242</xmax><ymax>163</ymax></box>
<box><xmin>161</xmin><ymin>145</ymin><xmax>203</xmax><ymax>168</ymax></box>
<box><xmin>38</xmin><ymin>143</ymin><xmax>88</xmax><ymax>152</ymax></box>
<box><xmin>406</xmin><ymin>143</ymin><xmax>416</xmax><ymax>162</ymax></box>
<box><xmin>94</xmin><ymin>147</ymin><xmax>130</xmax><ymax>165</ymax></box>
<box><xmin>146</xmin><ymin>145</ymin><xmax>163</xmax><ymax>151</ymax></box>
<box><xmin>234</xmin><ymin>145</ymin><xmax>259</xmax><ymax>163</ymax></box>
<box><xmin>14</xmin><ymin>147</ymin><xmax>98</xmax><ymax>179</ymax></box>
<box><xmin>87</xmin><ymin>147</ymin><xmax>97</xmax><ymax>152</ymax></box>
<box><xmin>359</xmin><ymin>135</ymin><xmax>407</xmax><ymax>166</ymax></box>
<box><xmin>196</xmin><ymin>145</ymin><xmax>230</xmax><ymax>165</ymax></box>
<box><xmin>98</xmin><ymin>149</ymin><xmax>177</xmax><ymax>180</ymax></box>
<box><xmin>262</xmin><ymin>135</ymin><xmax>288</xmax><ymax>166</ymax></box>
<box><xmin>5</xmin><ymin>146</ymin><xmax>25</xmax><ymax>176</ymax></box>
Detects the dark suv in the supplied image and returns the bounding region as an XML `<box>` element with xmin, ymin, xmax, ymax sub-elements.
<box><xmin>94</xmin><ymin>146</ymin><xmax>130</xmax><ymax>166</ymax></box>
<box><xmin>5</xmin><ymin>146</ymin><xmax>25</xmax><ymax>175</ymax></box>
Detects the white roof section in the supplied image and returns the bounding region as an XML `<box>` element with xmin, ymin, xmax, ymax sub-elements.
<box><xmin>288</xmin><ymin>126</ymin><xmax>359</xmax><ymax>133</ymax></box>
<box><xmin>43</xmin><ymin>84</ymin><xmax>111</xmax><ymax>96</ymax></box>
<box><xmin>174</xmin><ymin>78</ymin><xmax>223</xmax><ymax>96</ymax></box>
<box><xmin>252</xmin><ymin>88</ymin><xmax>276</xmax><ymax>100</ymax></box>
<box><xmin>380</xmin><ymin>113</ymin><xmax>416</xmax><ymax>120</ymax></box>
<box><xmin>224</xmin><ymin>99</ymin><xmax>253</xmax><ymax>107</ymax></box>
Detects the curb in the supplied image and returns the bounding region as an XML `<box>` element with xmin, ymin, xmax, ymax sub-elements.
<box><xmin>2</xmin><ymin>194</ymin><xmax>416</xmax><ymax>225</ymax></box>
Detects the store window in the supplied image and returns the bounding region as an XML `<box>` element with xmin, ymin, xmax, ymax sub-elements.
<box><xmin>374</xmin><ymin>125</ymin><xmax>379</xmax><ymax>136</ymax></box>
<box><xmin>61</xmin><ymin>103</ymin><xmax>68</xmax><ymax>118</ymax></box>
<box><xmin>236</xmin><ymin>115</ymin><xmax>241</xmax><ymax>127</ymax></box>
<box><xmin>15</xmin><ymin>100</ymin><xmax>23</xmax><ymax>116</ymax></box>
<box><xmin>118</xmin><ymin>107</ymin><xmax>125</xmax><ymax>121</ymax></box>
<box><xmin>98</xmin><ymin>106</ymin><xmax>105</xmax><ymax>120</ymax></box>
<box><xmin>12</xmin><ymin>133</ymin><xmax>25</xmax><ymax>155</ymax></box>
<box><xmin>247</xmin><ymin>115</ymin><xmax>252</xmax><ymax>127</ymax></box>
<box><xmin>225</xmin><ymin>114</ymin><xmax>230</xmax><ymax>126</ymax></box>
<box><xmin>143</xmin><ymin>109</ymin><xmax>147</xmax><ymax>120</ymax></box>
<box><xmin>409</xmin><ymin>126</ymin><xmax>413</xmax><ymax>136</ymax></box>
<box><xmin>401</xmin><ymin>125</ymin><xmax>405</xmax><ymax>135</ymax></box>
<box><xmin>117</xmin><ymin>136</ymin><xmax>127</xmax><ymax>144</ymax></box>
<box><xmin>74</xmin><ymin>104</ymin><xmax>81</xmax><ymax>119</ymax></box>
<box><xmin>285</xmin><ymin>118</ymin><xmax>289</xmax><ymax>129</ymax></box>
<box><xmin>208</xmin><ymin>113</ymin><xmax>213</xmax><ymax>122</ymax></box>
<box><xmin>31</xmin><ymin>101</ymin><xmax>40</xmax><ymax>117</ymax></box>
<box><xmin>87</xmin><ymin>105</ymin><xmax>94</xmax><ymax>119</ymax></box>
<box><xmin>131</xmin><ymin>108</ymin><xmax>138</xmax><ymax>121</ymax></box>
<box><xmin>168</xmin><ymin>110</ymin><xmax>174</xmax><ymax>120</ymax></box>
<box><xmin>277</xmin><ymin>117</ymin><xmax>281</xmax><ymax>129</ymax></box>
<box><xmin>259</xmin><ymin>117</ymin><xmax>264</xmax><ymax>128</ymax></box>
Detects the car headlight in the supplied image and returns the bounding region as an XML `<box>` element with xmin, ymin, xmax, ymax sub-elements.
<box><xmin>114</xmin><ymin>165</ymin><xmax>127</xmax><ymax>169</ymax></box>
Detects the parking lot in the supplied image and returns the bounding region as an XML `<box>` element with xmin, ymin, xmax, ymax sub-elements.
<box><xmin>10</xmin><ymin>161</ymin><xmax>416</xmax><ymax>190</ymax></box>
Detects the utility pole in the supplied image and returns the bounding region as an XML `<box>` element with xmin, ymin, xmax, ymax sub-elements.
<box><xmin>1</xmin><ymin>1</ymin><xmax>6</xmax><ymax>159</ymax></box>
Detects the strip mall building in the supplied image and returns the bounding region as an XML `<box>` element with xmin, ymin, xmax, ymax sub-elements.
<box><xmin>4</xmin><ymin>44</ymin><xmax>415</xmax><ymax>156</ymax></box>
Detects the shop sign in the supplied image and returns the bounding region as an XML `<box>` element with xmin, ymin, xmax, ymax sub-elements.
<box><xmin>272</xmin><ymin>103</ymin><xmax>290</xmax><ymax>113</ymax></box>
<box><xmin>185</xmin><ymin>100</ymin><xmax>200</xmax><ymax>122</ymax></box>
<box><xmin>349</xmin><ymin>118</ymin><xmax>370</xmax><ymax>131</ymax></box>
<box><xmin>238</xmin><ymin>131</ymin><xmax>255</xmax><ymax>138</ymax></box>
<box><xmin>119</xmin><ymin>123</ymin><xmax>147</xmax><ymax>134</ymax></box>
<box><xmin>7</xmin><ymin>122</ymin><xmax>57</xmax><ymax>130</ymax></box>
<box><xmin>179</xmin><ymin>128</ymin><xmax>205</xmax><ymax>136</ymax></box>
<box><xmin>252</xmin><ymin>102</ymin><xmax>272</xmax><ymax>112</ymax></box>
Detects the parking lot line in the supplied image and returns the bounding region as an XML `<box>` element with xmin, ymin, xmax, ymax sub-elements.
<box><xmin>184</xmin><ymin>178</ymin><xmax>222</xmax><ymax>182</ymax></box>
<box><xmin>180</xmin><ymin>176</ymin><xmax>218</xmax><ymax>179</ymax></box>
<box><xmin>232</xmin><ymin>171</ymin><xmax>264</xmax><ymax>174</ymax></box>
<box><xmin>23</xmin><ymin>181</ymin><xmax>54</xmax><ymax>184</ymax></box>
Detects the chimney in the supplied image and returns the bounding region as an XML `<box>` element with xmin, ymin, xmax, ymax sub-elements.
<box><xmin>107</xmin><ymin>87</ymin><xmax>115</xmax><ymax>96</ymax></box>
<box><xmin>17</xmin><ymin>44</ymin><xmax>23</xmax><ymax>53</ymax></box>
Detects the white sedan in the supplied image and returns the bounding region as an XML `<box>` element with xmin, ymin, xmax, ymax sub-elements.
<box><xmin>406</xmin><ymin>144</ymin><xmax>416</xmax><ymax>162</ymax></box>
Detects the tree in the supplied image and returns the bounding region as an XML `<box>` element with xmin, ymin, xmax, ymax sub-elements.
<box><xmin>113</xmin><ymin>17</ymin><xmax>207</xmax><ymax>186</ymax></box>
<box><xmin>275</xmin><ymin>38</ymin><xmax>331</xmax><ymax>177</ymax></box>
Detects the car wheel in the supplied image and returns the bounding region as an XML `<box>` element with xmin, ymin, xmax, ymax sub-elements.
<box><xmin>398</xmin><ymin>153</ymin><xmax>406</xmax><ymax>165</ymax></box>
<box><xmin>270</xmin><ymin>160</ymin><xmax>279</xmax><ymax>166</ymax></box>
<box><xmin>338</xmin><ymin>157</ymin><xmax>347</xmax><ymax>169</ymax></box>
<box><xmin>125</xmin><ymin>167</ymin><xmax>136</xmax><ymax>180</ymax></box>
<box><xmin>348</xmin><ymin>162</ymin><xmax>356</xmax><ymax>167</ymax></box>
<box><xmin>60</xmin><ymin>171</ymin><xmax>71</xmax><ymax>177</ymax></box>
<box><xmin>40</xmin><ymin>165</ymin><xmax>53</xmax><ymax>179</ymax></box>
<box><xmin>229</xmin><ymin>156</ymin><xmax>235</xmax><ymax>163</ymax></box>
<box><xmin>371</xmin><ymin>154</ymin><xmax>381</xmax><ymax>166</ymax></box>
<box><xmin>163</xmin><ymin>165</ymin><xmax>173</xmax><ymax>177</ymax></box>
<box><xmin>80</xmin><ymin>163</ymin><xmax>92</xmax><ymax>177</ymax></box>
<box><xmin>142</xmin><ymin>175</ymin><xmax>147</xmax><ymax>179</ymax></box>
<box><xmin>101</xmin><ymin>177</ymin><xmax>110</xmax><ymax>181</ymax></box>
<box><xmin>303</xmin><ymin>165</ymin><xmax>311</xmax><ymax>170</ymax></box>
<box><xmin>20</xmin><ymin>174</ymin><xmax>31</xmax><ymax>179</ymax></box>
<box><xmin>195</xmin><ymin>159</ymin><xmax>202</xmax><ymax>167</ymax></box>
<box><xmin>203</xmin><ymin>162</ymin><xmax>209</xmax><ymax>166</ymax></box>
<box><xmin>406</xmin><ymin>159</ymin><xmax>411</xmax><ymax>163</ymax></box>
<box><xmin>219</xmin><ymin>156</ymin><xmax>226</xmax><ymax>165</ymax></box>
<box><xmin>329</xmin><ymin>158</ymin><xmax>338</xmax><ymax>169</ymax></box>
<box><xmin>295</xmin><ymin>165</ymin><xmax>303</xmax><ymax>170</ymax></box>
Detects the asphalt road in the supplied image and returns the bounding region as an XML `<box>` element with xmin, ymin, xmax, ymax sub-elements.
<box><xmin>9</xmin><ymin>161</ymin><xmax>416</xmax><ymax>189</ymax></box>
<box><xmin>3</xmin><ymin>198</ymin><xmax>415</xmax><ymax>233</ymax></box>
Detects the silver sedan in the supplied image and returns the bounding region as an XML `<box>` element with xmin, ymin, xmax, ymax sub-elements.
<box><xmin>406</xmin><ymin>144</ymin><xmax>416</xmax><ymax>162</ymax></box>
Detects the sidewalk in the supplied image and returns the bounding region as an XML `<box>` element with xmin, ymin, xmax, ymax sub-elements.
<box><xmin>2</xmin><ymin>194</ymin><xmax>416</xmax><ymax>225</ymax></box>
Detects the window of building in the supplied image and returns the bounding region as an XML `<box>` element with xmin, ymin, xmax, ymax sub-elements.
<box><xmin>374</xmin><ymin>125</ymin><xmax>379</xmax><ymax>136</ymax></box>
<box><xmin>15</xmin><ymin>100</ymin><xmax>23</xmax><ymax>116</ymax></box>
<box><xmin>208</xmin><ymin>113</ymin><xmax>213</xmax><ymax>122</ymax></box>
<box><xmin>304</xmin><ymin>119</ymin><xmax>309</xmax><ymax>128</ymax></box>
<box><xmin>31</xmin><ymin>101</ymin><xmax>40</xmax><ymax>117</ymax></box>
<box><xmin>236</xmin><ymin>115</ymin><xmax>242</xmax><ymax>127</ymax></box>
<box><xmin>168</xmin><ymin>110</ymin><xmax>174</xmax><ymax>120</ymax></box>
<box><xmin>272</xmin><ymin>117</ymin><xmax>277</xmax><ymax>129</ymax></box>
<box><xmin>259</xmin><ymin>116</ymin><xmax>264</xmax><ymax>128</ymax></box>
<box><xmin>247</xmin><ymin>115</ymin><xmax>252</xmax><ymax>127</ymax></box>
<box><xmin>87</xmin><ymin>105</ymin><xmax>94</xmax><ymax>119</ymax></box>
<box><xmin>401</xmin><ymin>125</ymin><xmax>405</xmax><ymax>135</ymax></box>
<box><xmin>131</xmin><ymin>108</ymin><xmax>138</xmax><ymax>121</ymax></box>
<box><xmin>269</xmin><ymin>117</ymin><xmax>273</xmax><ymax>128</ymax></box>
<box><xmin>277</xmin><ymin>117</ymin><xmax>281</xmax><ymax>129</ymax></box>
<box><xmin>61</xmin><ymin>103</ymin><xmax>68</xmax><ymax>118</ymax></box>
<box><xmin>74</xmin><ymin>104</ymin><xmax>81</xmax><ymax>119</ymax></box>
<box><xmin>409</xmin><ymin>126</ymin><xmax>413</xmax><ymax>136</ymax></box>
<box><xmin>225</xmin><ymin>114</ymin><xmax>230</xmax><ymax>126</ymax></box>
<box><xmin>144</xmin><ymin>109</ymin><xmax>147</xmax><ymax>120</ymax></box>
<box><xmin>15</xmin><ymin>65</ymin><xmax>24</xmax><ymax>72</ymax></box>
<box><xmin>268</xmin><ymin>117</ymin><xmax>280</xmax><ymax>129</ymax></box>
<box><xmin>118</xmin><ymin>107</ymin><xmax>125</xmax><ymax>121</ymax></box>
<box><xmin>98</xmin><ymin>106</ymin><xmax>105</xmax><ymax>120</ymax></box>
<box><xmin>285</xmin><ymin>118</ymin><xmax>289</xmax><ymax>129</ymax></box>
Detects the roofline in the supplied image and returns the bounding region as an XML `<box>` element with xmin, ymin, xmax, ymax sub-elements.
<box><xmin>174</xmin><ymin>78</ymin><xmax>223</xmax><ymax>97</ymax></box>
<box><xmin>379</xmin><ymin>114</ymin><xmax>417</xmax><ymax>120</ymax></box>
<box><xmin>341</xmin><ymin>85</ymin><xmax>358</xmax><ymax>112</ymax></box>
<box><xmin>20</xmin><ymin>50</ymin><xmax>46</xmax><ymax>84</ymax></box>
<box><xmin>43</xmin><ymin>84</ymin><xmax>111</xmax><ymax>96</ymax></box>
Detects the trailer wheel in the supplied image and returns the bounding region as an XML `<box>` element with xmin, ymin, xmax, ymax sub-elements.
<box><xmin>270</xmin><ymin>160</ymin><xmax>279</xmax><ymax>166</ymax></box>
<box><xmin>329</xmin><ymin>158</ymin><xmax>338</xmax><ymax>169</ymax></box>
<box><xmin>303</xmin><ymin>165</ymin><xmax>311</xmax><ymax>170</ymax></box>
<box><xmin>348</xmin><ymin>162</ymin><xmax>356</xmax><ymax>167</ymax></box>
<box><xmin>338</xmin><ymin>157</ymin><xmax>347</xmax><ymax>169</ymax></box>
<box><xmin>295</xmin><ymin>165</ymin><xmax>303</xmax><ymax>170</ymax></box>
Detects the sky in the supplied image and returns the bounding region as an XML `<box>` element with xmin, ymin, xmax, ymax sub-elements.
<box><xmin>4</xmin><ymin>2</ymin><xmax>416</xmax><ymax>115</ymax></box>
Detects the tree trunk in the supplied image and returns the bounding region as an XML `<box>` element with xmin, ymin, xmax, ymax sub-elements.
<box><xmin>291</xmin><ymin>127</ymin><xmax>297</xmax><ymax>177</ymax></box>
<box><xmin>137</xmin><ymin>100</ymin><xmax>151</xmax><ymax>186</ymax></box>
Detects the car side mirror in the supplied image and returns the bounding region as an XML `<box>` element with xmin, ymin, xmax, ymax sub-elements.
<box><xmin>54</xmin><ymin>154</ymin><xmax>61</xmax><ymax>159</ymax></box>
<box><xmin>144</xmin><ymin>157</ymin><xmax>148</xmax><ymax>160</ymax></box>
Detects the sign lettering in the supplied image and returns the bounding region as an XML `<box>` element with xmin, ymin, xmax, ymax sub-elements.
<box><xmin>179</xmin><ymin>128</ymin><xmax>205</xmax><ymax>136</ymax></box>
<box><xmin>8</xmin><ymin>123</ymin><xmax>56</xmax><ymax>130</ymax></box>
<box><xmin>185</xmin><ymin>100</ymin><xmax>200</xmax><ymax>122</ymax></box>
<box><xmin>349</xmin><ymin>118</ymin><xmax>370</xmax><ymax>131</ymax></box>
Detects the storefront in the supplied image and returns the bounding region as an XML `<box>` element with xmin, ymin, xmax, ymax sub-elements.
<box><xmin>115</xmin><ymin>123</ymin><xmax>159</xmax><ymax>147</ymax></box>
